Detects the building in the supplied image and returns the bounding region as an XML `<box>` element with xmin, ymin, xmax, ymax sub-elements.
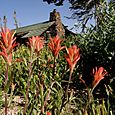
<box><xmin>14</xmin><ymin>9</ymin><xmax>76</xmax><ymax>43</ymax></box>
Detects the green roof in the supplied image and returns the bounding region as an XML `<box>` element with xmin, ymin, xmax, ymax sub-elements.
<box><xmin>15</xmin><ymin>21</ymin><xmax>55</xmax><ymax>38</ymax></box>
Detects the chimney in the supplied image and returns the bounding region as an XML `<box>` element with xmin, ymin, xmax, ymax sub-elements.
<box><xmin>49</xmin><ymin>9</ymin><xmax>65</xmax><ymax>37</ymax></box>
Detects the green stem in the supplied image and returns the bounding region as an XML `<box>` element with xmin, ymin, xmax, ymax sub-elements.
<box><xmin>8</xmin><ymin>88</ymin><xmax>13</xmax><ymax>107</ymax></box>
<box><xmin>24</xmin><ymin>61</ymin><xmax>32</xmax><ymax>114</ymax></box>
<box><xmin>83</xmin><ymin>89</ymin><xmax>93</xmax><ymax>115</ymax></box>
<box><xmin>59</xmin><ymin>70</ymin><xmax>73</xmax><ymax>113</ymax></box>
<box><xmin>65</xmin><ymin>69</ymin><xmax>73</xmax><ymax>99</ymax></box>
<box><xmin>44</xmin><ymin>81</ymin><xmax>55</xmax><ymax>106</ymax></box>
<box><xmin>37</xmin><ymin>55</ymin><xmax>39</xmax><ymax>71</ymax></box>
<box><xmin>5</xmin><ymin>64</ymin><xmax>9</xmax><ymax>83</ymax></box>
<box><xmin>53</xmin><ymin>57</ymin><xmax>56</xmax><ymax>78</ymax></box>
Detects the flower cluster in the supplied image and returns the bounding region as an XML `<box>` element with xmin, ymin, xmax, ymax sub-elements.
<box><xmin>0</xmin><ymin>28</ymin><xmax>17</xmax><ymax>65</ymax></box>
<box><xmin>92</xmin><ymin>67</ymin><xmax>107</xmax><ymax>90</ymax></box>
<box><xmin>65</xmin><ymin>45</ymin><xmax>80</xmax><ymax>73</ymax></box>
<box><xmin>48</xmin><ymin>35</ymin><xmax>80</xmax><ymax>73</ymax></box>
<box><xmin>28</xmin><ymin>36</ymin><xmax>44</xmax><ymax>54</ymax></box>
<box><xmin>48</xmin><ymin>35</ymin><xmax>65</xmax><ymax>58</ymax></box>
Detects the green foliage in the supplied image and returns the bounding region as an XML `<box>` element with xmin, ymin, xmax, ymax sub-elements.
<box><xmin>78</xmin><ymin>1</ymin><xmax>115</xmax><ymax>77</ymax></box>
<box><xmin>0</xmin><ymin>1</ymin><xmax>115</xmax><ymax>114</ymax></box>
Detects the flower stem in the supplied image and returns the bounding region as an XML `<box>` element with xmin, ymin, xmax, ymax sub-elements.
<box><xmin>24</xmin><ymin>61</ymin><xmax>32</xmax><ymax>114</ymax></box>
<box><xmin>59</xmin><ymin>70</ymin><xmax>73</xmax><ymax>113</ymax></box>
<box><xmin>4</xmin><ymin>93</ymin><xmax>7</xmax><ymax>115</ymax></box>
<box><xmin>4</xmin><ymin>64</ymin><xmax>9</xmax><ymax>115</ymax></box>
<box><xmin>65</xmin><ymin>69</ymin><xmax>73</xmax><ymax>100</ymax></box>
<box><xmin>53</xmin><ymin>57</ymin><xmax>56</xmax><ymax>78</ymax></box>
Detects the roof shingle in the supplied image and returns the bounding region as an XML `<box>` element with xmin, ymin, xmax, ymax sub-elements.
<box><xmin>15</xmin><ymin>21</ymin><xmax>55</xmax><ymax>38</ymax></box>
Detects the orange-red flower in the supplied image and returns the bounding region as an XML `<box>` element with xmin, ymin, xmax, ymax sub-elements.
<box><xmin>65</xmin><ymin>45</ymin><xmax>80</xmax><ymax>73</ymax></box>
<box><xmin>28</xmin><ymin>36</ymin><xmax>44</xmax><ymax>53</ymax></box>
<box><xmin>46</xmin><ymin>111</ymin><xmax>51</xmax><ymax>115</ymax></box>
<box><xmin>92</xmin><ymin>67</ymin><xmax>107</xmax><ymax>90</ymax></box>
<box><xmin>48</xmin><ymin>35</ymin><xmax>64</xmax><ymax>58</ymax></box>
<box><xmin>0</xmin><ymin>27</ymin><xmax>17</xmax><ymax>65</ymax></box>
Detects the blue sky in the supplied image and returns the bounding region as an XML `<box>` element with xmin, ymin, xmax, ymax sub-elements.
<box><xmin>0</xmin><ymin>0</ymin><xmax>77</xmax><ymax>32</ymax></box>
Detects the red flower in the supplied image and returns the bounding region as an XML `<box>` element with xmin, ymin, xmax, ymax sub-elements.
<box><xmin>28</xmin><ymin>36</ymin><xmax>44</xmax><ymax>53</ymax></box>
<box><xmin>0</xmin><ymin>27</ymin><xmax>17</xmax><ymax>65</ymax></box>
<box><xmin>48</xmin><ymin>35</ymin><xmax>64</xmax><ymax>58</ymax></box>
<box><xmin>46</xmin><ymin>111</ymin><xmax>51</xmax><ymax>115</ymax></box>
<box><xmin>65</xmin><ymin>45</ymin><xmax>80</xmax><ymax>73</ymax></box>
<box><xmin>92</xmin><ymin>67</ymin><xmax>107</xmax><ymax>90</ymax></box>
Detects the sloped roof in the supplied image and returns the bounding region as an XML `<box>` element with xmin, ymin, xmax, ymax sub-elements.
<box><xmin>15</xmin><ymin>21</ymin><xmax>55</xmax><ymax>38</ymax></box>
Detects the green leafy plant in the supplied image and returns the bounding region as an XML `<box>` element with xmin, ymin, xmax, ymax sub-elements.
<box><xmin>0</xmin><ymin>27</ymin><xmax>17</xmax><ymax>115</ymax></box>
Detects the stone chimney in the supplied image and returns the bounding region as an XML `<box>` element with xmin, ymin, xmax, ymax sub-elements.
<box><xmin>49</xmin><ymin>9</ymin><xmax>65</xmax><ymax>37</ymax></box>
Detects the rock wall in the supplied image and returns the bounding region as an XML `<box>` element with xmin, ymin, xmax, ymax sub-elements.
<box><xmin>49</xmin><ymin>9</ymin><xmax>65</xmax><ymax>37</ymax></box>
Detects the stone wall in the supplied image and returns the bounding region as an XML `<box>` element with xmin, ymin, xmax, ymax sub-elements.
<box><xmin>49</xmin><ymin>9</ymin><xmax>65</xmax><ymax>37</ymax></box>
